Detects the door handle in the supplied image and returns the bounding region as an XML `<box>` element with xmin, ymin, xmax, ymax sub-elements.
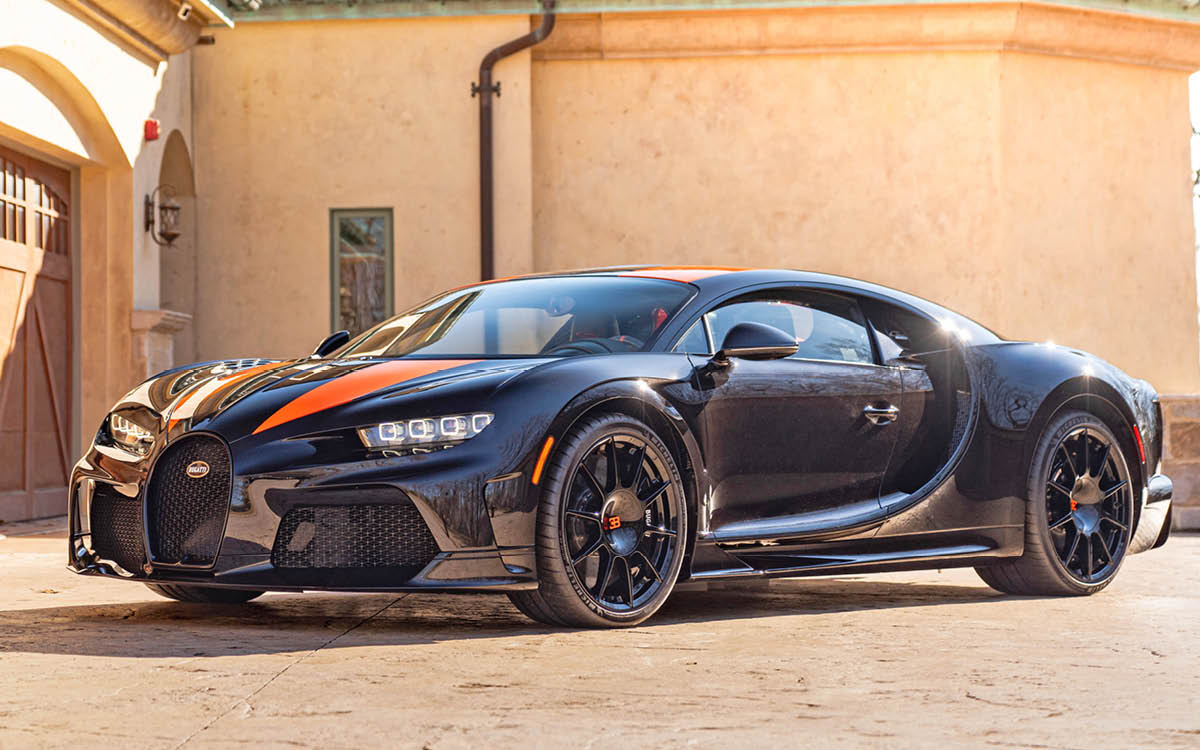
<box><xmin>863</xmin><ymin>404</ymin><xmax>900</xmax><ymax>425</ymax></box>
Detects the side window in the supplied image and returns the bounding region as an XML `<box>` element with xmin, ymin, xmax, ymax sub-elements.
<box><xmin>672</xmin><ymin>319</ymin><xmax>711</xmax><ymax>354</ymax></box>
<box><xmin>702</xmin><ymin>291</ymin><xmax>874</xmax><ymax>365</ymax></box>
<box><xmin>789</xmin><ymin>292</ymin><xmax>874</xmax><ymax>364</ymax></box>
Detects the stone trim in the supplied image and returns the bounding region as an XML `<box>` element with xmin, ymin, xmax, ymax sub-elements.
<box><xmin>534</xmin><ymin>2</ymin><xmax>1200</xmax><ymax>70</ymax></box>
<box><xmin>1158</xmin><ymin>395</ymin><xmax>1200</xmax><ymax>530</ymax></box>
<box><xmin>131</xmin><ymin>308</ymin><xmax>192</xmax><ymax>381</ymax></box>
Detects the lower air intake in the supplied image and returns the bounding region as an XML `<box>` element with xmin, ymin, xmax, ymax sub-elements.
<box><xmin>272</xmin><ymin>502</ymin><xmax>440</xmax><ymax>571</ymax></box>
<box><xmin>89</xmin><ymin>484</ymin><xmax>145</xmax><ymax>574</ymax></box>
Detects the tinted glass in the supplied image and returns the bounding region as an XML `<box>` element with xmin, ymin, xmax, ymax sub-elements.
<box><xmin>672</xmin><ymin>319</ymin><xmax>710</xmax><ymax>354</ymax></box>
<box><xmin>704</xmin><ymin>291</ymin><xmax>874</xmax><ymax>364</ymax></box>
<box><xmin>339</xmin><ymin>276</ymin><xmax>694</xmax><ymax>358</ymax></box>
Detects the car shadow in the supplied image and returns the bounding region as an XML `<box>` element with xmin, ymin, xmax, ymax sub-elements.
<box><xmin>0</xmin><ymin>577</ymin><xmax>1007</xmax><ymax>659</ymax></box>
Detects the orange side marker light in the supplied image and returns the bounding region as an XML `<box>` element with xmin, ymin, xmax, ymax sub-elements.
<box><xmin>531</xmin><ymin>436</ymin><xmax>555</xmax><ymax>485</ymax></box>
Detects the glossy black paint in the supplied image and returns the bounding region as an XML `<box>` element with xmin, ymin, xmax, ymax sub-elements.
<box><xmin>68</xmin><ymin>267</ymin><xmax>1171</xmax><ymax>595</ymax></box>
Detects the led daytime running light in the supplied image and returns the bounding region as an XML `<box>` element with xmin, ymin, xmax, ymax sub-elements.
<box><xmin>358</xmin><ymin>412</ymin><xmax>494</xmax><ymax>450</ymax></box>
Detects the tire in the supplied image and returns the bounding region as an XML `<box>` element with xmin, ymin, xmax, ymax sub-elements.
<box><xmin>976</xmin><ymin>409</ymin><xmax>1135</xmax><ymax>596</ymax></box>
<box><xmin>508</xmin><ymin>412</ymin><xmax>688</xmax><ymax>628</ymax></box>
<box><xmin>145</xmin><ymin>583</ymin><xmax>265</xmax><ymax>604</ymax></box>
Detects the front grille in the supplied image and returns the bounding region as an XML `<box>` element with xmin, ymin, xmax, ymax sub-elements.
<box><xmin>145</xmin><ymin>435</ymin><xmax>232</xmax><ymax>566</ymax></box>
<box><xmin>89</xmin><ymin>484</ymin><xmax>145</xmax><ymax>574</ymax></box>
<box><xmin>272</xmin><ymin>502</ymin><xmax>440</xmax><ymax>571</ymax></box>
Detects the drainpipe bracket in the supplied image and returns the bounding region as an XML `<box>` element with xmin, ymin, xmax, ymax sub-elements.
<box><xmin>471</xmin><ymin>81</ymin><xmax>502</xmax><ymax>98</ymax></box>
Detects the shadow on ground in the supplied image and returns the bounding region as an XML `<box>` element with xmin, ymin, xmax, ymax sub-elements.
<box><xmin>0</xmin><ymin>577</ymin><xmax>1004</xmax><ymax>659</ymax></box>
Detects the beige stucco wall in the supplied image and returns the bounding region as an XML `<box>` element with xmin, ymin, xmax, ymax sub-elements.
<box><xmin>532</xmin><ymin>5</ymin><xmax>1200</xmax><ymax>395</ymax></box>
<box><xmin>191</xmin><ymin>15</ymin><xmax>535</xmax><ymax>361</ymax></box>
<box><xmin>0</xmin><ymin>0</ymin><xmax>194</xmax><ymax>457</ymax></box>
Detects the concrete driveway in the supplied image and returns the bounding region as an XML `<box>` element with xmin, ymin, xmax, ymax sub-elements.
<box><xmin>1</xmin><ymin>521</ymin><xmax>1197</xmax><ymax>749</ymax></box>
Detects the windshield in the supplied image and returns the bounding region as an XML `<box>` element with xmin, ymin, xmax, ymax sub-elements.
<box><xmin>337</xmin><ymin>276</ymin><xmax>696</xmax><ymax>358</ymax></box>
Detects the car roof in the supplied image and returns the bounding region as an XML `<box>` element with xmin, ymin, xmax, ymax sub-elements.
<box><xmin>492</xmin><ymin>265</ymin><xmax>999</xmax><ymax>341</ymax></box>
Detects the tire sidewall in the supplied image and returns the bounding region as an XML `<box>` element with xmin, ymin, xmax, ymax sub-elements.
<box><xmin>540</xmin><ymin>414</ymin><xmax>688</xmax><ymax>626</ymax></box>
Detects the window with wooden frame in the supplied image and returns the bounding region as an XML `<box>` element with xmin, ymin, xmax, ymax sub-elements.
<box><xmin>2</xmin><ymin>152</ymin><xmax>69</xmax><ymax>255</ymax></box>
<box><xmin>330</xmin><ymin>209</ymin><xmax>393</xmax><ymax>337</ymax></box>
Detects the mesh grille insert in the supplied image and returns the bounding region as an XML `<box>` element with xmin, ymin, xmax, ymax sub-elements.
<box><xmin>272</xmin><ymin>503</ymin><xmax>440</xmax><ymax>570</ymax></box>
<box><xmin>89</xmin><ymin>484</ymin><xmax>145</xmax><ymax>574</ymax></box>
<box><xmin>145</xmin><ymin>434</ymin><xmax>232</xmax><ymax>566</ymax></box>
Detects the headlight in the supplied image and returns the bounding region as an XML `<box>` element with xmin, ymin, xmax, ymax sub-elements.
<box><xmin>104</xmin><ymin>413</ymin><xmax>155</xmax><ymax>456</ymax></box>
<box><xmin>358</xmin><ymin>412</ymin><xmax>494</xmax><ymax>451</ymax></box>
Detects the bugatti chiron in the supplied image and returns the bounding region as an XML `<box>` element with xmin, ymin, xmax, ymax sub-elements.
<box><xmin>68</xmin><ymin>267</ymin><xmax>1174</xmax><ymax>626</ymax></box>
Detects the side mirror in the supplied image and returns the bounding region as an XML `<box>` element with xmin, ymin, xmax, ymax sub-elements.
<box><xmin>712</xmin><ymin>322</ymin><xmax>798</xmax><ymax>366</ymax></box>
<box><xmin>311</xmin><ymin>330</ymin><xmax>350</xmax><ymax>359</ymax></box>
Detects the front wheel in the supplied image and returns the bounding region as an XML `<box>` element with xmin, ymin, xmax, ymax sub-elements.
<box><xmin>145</xmin><ymin>583</ymin><xmax>265</xmax><ymax>604</ymax></box>
<box><xmin>509</xmin><ymin>413</ymin><xmax>688</xmax><ymax>627</ymax></box>
<box><xmin>976</xmin><ymin>409</ymin><xmax>1135</xmax><ymax>596</ymax></box>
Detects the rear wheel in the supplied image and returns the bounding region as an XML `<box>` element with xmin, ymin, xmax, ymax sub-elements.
<box><xmin>145</xmin><ymin>583</ymin><xmax>265</xmax><ymax>604</ymax></box>
<box><xmin>509</xmin><ymin>413</ymin><xmax>687</xmax><ymax>627</ymax></box>
<box><xmin>976</xmin><ymin>409</ymin><xmax>1134</xmax><ymax>596</ymax></box>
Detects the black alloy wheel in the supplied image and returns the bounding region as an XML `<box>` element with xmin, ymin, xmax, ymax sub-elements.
<box><xmin>562</xmin><ymin>433</ymin><xmax>680</xmax><ymax>611</ymax></box>
<box><xmin>1042</xmin><ymin>426</ymin><xmax>1133</xmax><ymax>583</ymax></box>
<box><xmin>509</xmin><ymin>413</ymin><xmax>687</xmax><ymax>627</ymax></box>
<box><xmin>976</xmin><ymin>409</ymin><xmax>1134</xmax><ymax>596</ymax></box>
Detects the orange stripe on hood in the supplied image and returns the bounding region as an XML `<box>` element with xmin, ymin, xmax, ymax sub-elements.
<box><xmin>168</xmin><ymin>363</ymin><xmax>279</xmax><ymax>432</ymax></box>
<box><xmin>253</xmin><ymin>359</ymin><xmax>479</xmax><ymax>435</ymax></box>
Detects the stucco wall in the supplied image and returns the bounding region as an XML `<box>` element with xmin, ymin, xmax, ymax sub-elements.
<box><xmin>191</xmin><ymin>16</ymin><xmax>535</xmax><ymax>361</ymax></box>
<box><xmin>531</xmin><ymin>6</ymin><xmax>1200</xmax><ymax>394</ymax></box>
<box><xmin>1</xmin><ymin>0</ymin><xmax>194</xmax><ymax>457</ymax></box>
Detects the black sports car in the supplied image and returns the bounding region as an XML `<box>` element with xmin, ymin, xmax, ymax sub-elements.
<box><xmin>69</xmin><ymin>267</ymin><xmax>1174</xmax><ymax>627</ymax></box>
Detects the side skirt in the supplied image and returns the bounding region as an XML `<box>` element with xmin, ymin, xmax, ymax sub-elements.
<box><xmin>686</xmin><ymin>525</ymin><xmax>1022</xmax><ymax>581</ymax></box>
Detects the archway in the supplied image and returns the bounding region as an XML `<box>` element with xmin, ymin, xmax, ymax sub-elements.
<box><xmin>157</xmin><ymin>129</ymin><xmax>197</xmax><ymax>364</ymax></box>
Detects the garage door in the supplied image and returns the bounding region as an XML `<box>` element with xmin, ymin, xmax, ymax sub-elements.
<box><xmin>0</xmin><ymin>144</ymin><xmax>71</xmax><ymax>522</ymax></box>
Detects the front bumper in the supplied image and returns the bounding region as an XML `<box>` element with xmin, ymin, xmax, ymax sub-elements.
<box><xmin>68</xmin><ymin>437</ymin><xmax>541</xmax><ymax>593</ymax></box>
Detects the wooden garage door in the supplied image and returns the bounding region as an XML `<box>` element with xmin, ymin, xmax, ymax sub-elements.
<box><xmin>0</xmin><ymin>144</ymin><xmax>71</xmax><ymax>522</ymax></box>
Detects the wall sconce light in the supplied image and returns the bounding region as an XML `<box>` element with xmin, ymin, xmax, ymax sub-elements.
<box><xmin>145</xmin><ymin>185</ymin><xmax>182</xmax><ymax>246</ymax></box>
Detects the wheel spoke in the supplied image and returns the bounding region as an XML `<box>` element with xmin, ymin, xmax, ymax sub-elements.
<box><xmin>634</xmin><ymin>550</ymin><xmax>662</xmax><ymax>583</ymax></box>
<box><xmin>622</xmin><ymin>556</ymin><xmax>635</xmax><ymax>604</ymax></box>
<box><xmin>1063</xmin><ymin>530</ymin><xmax>1081</xmax><ymax>567</ymax></box>
<box><xmin>566</xmin><ymin>508</ymin><xmax>602</xmax><ymax>526</ymax></box>
<box><xmin>640</xmin><ymin>480</ymin><xmax>670</xmax><ymax>508</ymax></box>
<box><xmin>644</xmin><ymin>524</ymin><xmax>677</xmax><ymax>538</ymax></box>
<box><xmin>1048</xmin><ymin>512</ymin><xmax>1074</xmax><ymax>531</ymax></box>
<box><xmin>1102</xmin><ymin>480</ymin><xmax>1129</xmax><ymax>500</ymax></box>
<box><xmin>1084</xmin><ymin>535</ymin><xmax>1094</xmax><ymax>578</ymax></box>
<box><xmin>591</xmin><ymin>549</ymin><xmax>614</xmax><ymax>598</ymax></box>
<box><xmin>1100</xmin><ymin>514</ymin><xmax>1128</xmax><ymax>532</ymax></box>
<box><xmin>1057</xmin><ymin>444</ymin><xmax>1081</xmax><ymax>481</ymax></box>
<box><xmin>578</xmin><ymin>464</ymin><xmax>605</xmax><ymax>503</ymax></box>
<box><xmin>571</xmin><ymin>534</ymin><xmax>605</xmax><ymax>565</ymax></box>
<box><xmin>603</xmin><ymin>438</ymin><xmax>618</xmax><ymax>492</ymax></box>
<box><xmin>1092</xmin><ymin>442</ymin><xmax>1111</xmax><ymax>479</ymax></box>
<box><xmin>628</xmin><ymin>443</ymin><xmax>647</xmax><ymax>490</ymax></box>
<box><xmin>1095</xmin><ymin>533</ymin><xmax>1113</xmax><ymax>565</ymax></box>
<box><xmin>1047</xmin><ymin>479</ymin><xmax>1073</xmax><ymax>498</ymax></box>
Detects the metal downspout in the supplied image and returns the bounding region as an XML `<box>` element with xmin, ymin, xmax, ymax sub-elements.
<box><xmin>473</xmin><ymin>0</ymin><xmax>556</xmax><ymax>282</ymax></box>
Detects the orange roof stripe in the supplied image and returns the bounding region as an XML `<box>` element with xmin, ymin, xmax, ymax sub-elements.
<box><xmin>618</xmin><ymin>266</ymin><xmax>748</xmax><ymax>283</ymax></box>
<box><xmin>253</xmin><ymin>359</ymin><xmax>479</xmax><ymax>435</ymax></box>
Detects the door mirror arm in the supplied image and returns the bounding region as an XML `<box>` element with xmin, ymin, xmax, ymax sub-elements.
<box><xmin>707</xmin><ymin>322</ymin><xmax>799</xmax><ymax>368</ymax></box>
<box><xmin>311</xmin><ymin>330</ymin><xmax>351</xmax><ymax>359</ymax></box>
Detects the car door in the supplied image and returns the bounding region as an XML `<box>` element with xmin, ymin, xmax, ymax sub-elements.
<box><xmin>677</xmin><ymin>289</ymin><xmax>903</xmax><ymax>537</ymax></box>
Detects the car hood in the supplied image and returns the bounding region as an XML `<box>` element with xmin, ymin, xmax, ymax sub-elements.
<box><xmin>121</xmin><ymin>357</ymin><xmax>547</xmax><ymax>443</ymax></box>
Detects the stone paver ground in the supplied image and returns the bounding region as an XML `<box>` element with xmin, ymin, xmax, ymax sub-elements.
<box><xmin>1</xmin><ymin>521</ymin><xmax>1197</xmax><ymax>749</ymax></box>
